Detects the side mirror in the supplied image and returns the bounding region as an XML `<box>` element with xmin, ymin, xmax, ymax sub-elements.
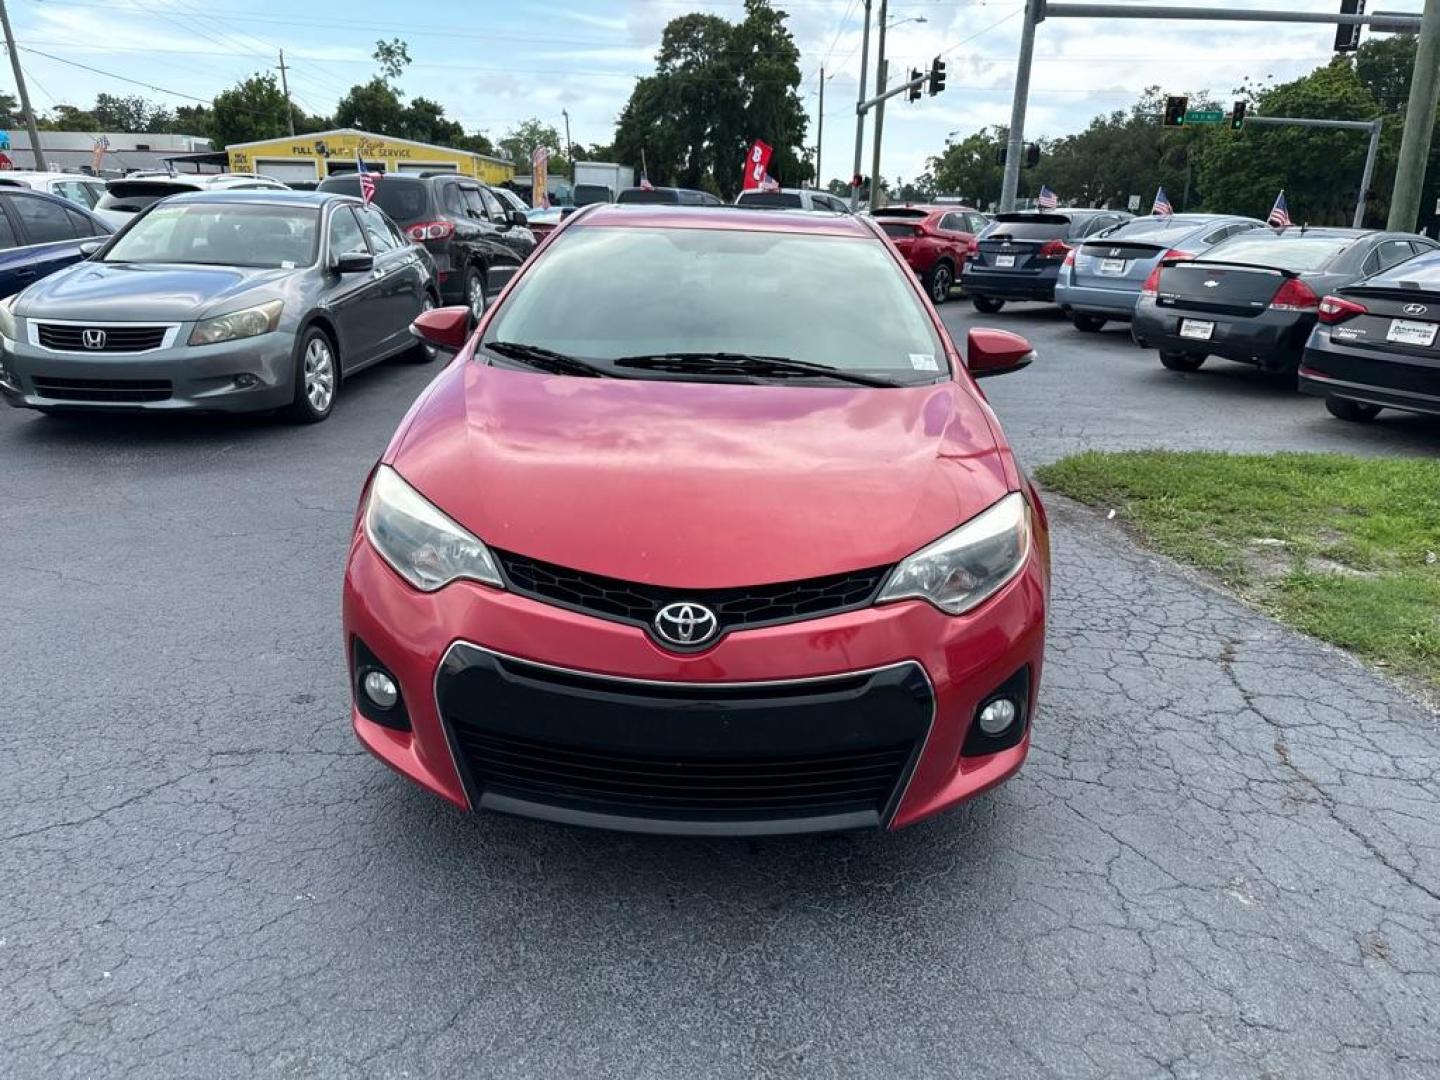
<box><xmin>509</xmin><ymin>209</ymin><xmax>528</xmax><ymax>228</ymax></box>
<box><xmin>78</xmin><ymin>240</ymin><xmax>103</xmax><ymax>258</ymax></box>
<box><xmin>966</xmin><ymin>328</ymin><xmax>1034</xmax><ymax>378</ymax></box>
<box><xmin>410</xmin><ymin>305</ymin><xmax>470</xmax><ymax>353</ymax></box>
<box><xmin>335</xmin><ymin>251</ymin><xmax>374</xmax><ymax>274</ymax></box>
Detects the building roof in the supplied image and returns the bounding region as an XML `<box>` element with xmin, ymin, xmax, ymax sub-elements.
<box><xmin>223</xmin><ymin>127</ymin><xmax>511</xmax><ymax>167</ymax></box>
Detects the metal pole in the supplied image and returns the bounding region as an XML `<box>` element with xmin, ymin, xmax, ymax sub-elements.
<box><xmin>1045</xmin><ymin>3</ymin><xmax>1418</xmax><ymax>29</ymax></box>
<box><xmin>1001</xmin><ymin>0</ymin><xmax>1040</xmax><ymax>211</ymax></box>
<box><xmin>562</xmin><ymin>108</ymin><xmax>573</xmax><ymax>182</ymax></box>
<box><xmin>816</xmin><ymin>67</ymin><xmax>825</xmax><ymax>187</ymax></box>
<box><xmin>277</xmin><ymin>49</ymin><xmax>296</xmax><ymax>137</ymax></box>
<box><xmin>1356</xmin><ymin>119</ymin><xmax>1383</xmax><ymax>228</ymax></box>
<box><xmin>850</xmin><ymin>0</ymin><xmax>873</xmax><ymax>212</ymax></box>
<box><xmin>0</xmin><ymin>0</ymin><xmax>47</xmax><ymax>171</ymax></box>
<box><xmin>1389</xmin><ymin>0</ymin><xmax>1440</xmax><ymax>231</ymax></box>
<box><xmin>869</xmin><ymin>0</ymin><xmax>888</xmax><ymax>211</ymax></box>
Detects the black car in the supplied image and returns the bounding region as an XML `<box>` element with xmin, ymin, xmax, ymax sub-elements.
<box><xmin>615</xmin><ymin>186</ymin><xmax>725</xmax><ymax>206</ymax></box>
<box><xmin>1300</xmin><ymin>248</ymin><xmax>1440</xmax><ymax>421</ymax></box>
<box><xmin>1132</xmin><ymin>228</ymin><xmax>1437</xmax><ymax>375</ymax></box>
<box><xmin>317</xmin><ymin>173</ymin><xmax>535</xmax><ymax>321</ymax></box>
<box><xmin>962</xmin><ymin>208</ymin><xmax>1133</xmax><ymax>312</ymax></box>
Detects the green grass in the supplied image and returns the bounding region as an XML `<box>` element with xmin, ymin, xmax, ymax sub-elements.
<box><xmin>1035</xmin><ymin>451</ymin><xmax>1440</xmax><ymax>687</ymax></box>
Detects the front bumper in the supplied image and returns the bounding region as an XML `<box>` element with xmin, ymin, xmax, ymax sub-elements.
<box><xmin>0</xmin><ymin>327</ymin><xmax>297</xmax><ymax>413</ymax></box>
<box><xmin>1054</xmin><ymin>280</ymin><xmax>1141</xmax><ymax>319</ymax></box>
<box><xmin>961</xmin><ymin>265</ymin><xmax>1058</xmax><ymax>302</ymax></box>
<box><xmin>1132</xmin><ymin>298</ymin><xmax>1313</xmax><ymax>370</ymax></box>
<box><xmin>342</xmin><ymin>532</ymin><xmax>1048</xmax><ymax>836</ymax></box>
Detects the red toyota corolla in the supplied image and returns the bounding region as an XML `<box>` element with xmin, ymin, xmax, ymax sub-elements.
<box><xmin>342</xmin><ymin>204</ymin><xmax>1049</xmax><ymax>836</ymax></box>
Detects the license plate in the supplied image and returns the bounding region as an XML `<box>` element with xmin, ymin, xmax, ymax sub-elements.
<box><xmin>995</xmin><ymin>254</ymin><xmax>1016</xmax><ymax>268</ymax></box>
<box><xmin>1099</xmin><ymin>258</ymin><xmax>1126</xmax><ymax>276</ymax></box>
<box><xmin>1385</xmin><ymin>318</ymin><xmax>1437</xmax><ymax>346</ymax></box>
<box><xmin>1180</xmin><ymin>319</ymin><xmax>1214</xmax><ymax>341</ymax></box>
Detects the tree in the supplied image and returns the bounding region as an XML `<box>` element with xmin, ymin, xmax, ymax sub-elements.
<box><xmin>333</xmin><ymin>78</ymin><xmax>405</xmax><ymax>137</ymax></box>
<box><xmin>210</xmin><ymin>73</ymin><xmax>295</xmax><ymax>148</ymax></box>
<box><xmin>402</xmin><ymin>97</ymin><xmax>464</xmax><ymax>146</ymax></box>
<box><xmin>929</xmin><ymin>127</ymin><xmax>1008</xmax><ymax>206</ymax></box>
<box><xmin>500</xmin><ymin>118</ymin><xmax>569</xmax><ymax>174</ymax></box>
<box><xmin>0</xmin><ymin>92</ymin><xmax>20</xmax><ymax>128</ymax></box>
<box><xmin>373</xmin><ymin>38</ymin><xmax>412</xmax><ymax>83</ymax></box>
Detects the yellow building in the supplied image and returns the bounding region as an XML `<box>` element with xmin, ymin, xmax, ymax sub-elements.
<box><xmin>226</xmin><ymin>128</ymin><xmax>514</xmax><ymax>187</ymax></box>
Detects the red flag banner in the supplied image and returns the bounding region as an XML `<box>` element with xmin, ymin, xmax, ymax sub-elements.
<box><xmin>743</xmin><ymin>139</ymin><xmax>773</xmax><ymax>191</ymax></box>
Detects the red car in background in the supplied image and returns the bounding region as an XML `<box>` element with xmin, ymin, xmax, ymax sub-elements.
<box><xmin>873</xmin><ymin>204</ymin><xmax>990</xmax><ymax>305</ymax></box>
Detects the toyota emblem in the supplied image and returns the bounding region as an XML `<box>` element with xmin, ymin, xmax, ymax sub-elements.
<box><xmin>82</xmin><ymin>328</ymin><xmax>107</xmax><ymax>350</ymax></box>
<box><xmin>1403</xmin><ymin>303</ymin><xmax>1428</xmax><ymax>316</ymax></box>
<box><xmin>653</xmin><ymin>602</ymin><xmax>719</xmax><ymax>648</ymax></box>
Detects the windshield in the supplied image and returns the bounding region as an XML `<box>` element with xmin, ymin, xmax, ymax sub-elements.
<box><xmin>96</xmin><ymin>181</ymin><xmax>199</xmax><ymax>213</ymax></box>
<box><xmin>484</xmin><ymin>225</ymin><xmax>946</xmax><ymax>382</ymax></box>
<box><xmin>102</xmin><ymin>202</ymin><xmax>319</xmax><ymax>268</ymax></box>
<box><xmin>1203</xmin><ymin>234</ymin><xmax>1353</xmax><ymax>272</ymax></box>
<box><xmin>982</xmin><ymin>214</ymin><xmax>1072</xmax><ymax>241</ymax></box>
<box><xmin>736</xmin><ymin>192</ymin><xmax>804</xmax><ymax>209</ymax></box>
<box><xmin>321</xmin><ymin>175</ymin><xmax>430</xmax><ymax>223</ymax></box>
<box><xmin>616</xmin><ymin>188</ymin><xmax>678</xmax><ymax>204</ymax></box>
<box><xmin>1091</xmin><ymin>218</ymin><xmax>1212</xmax><ymax>245</ymax></box>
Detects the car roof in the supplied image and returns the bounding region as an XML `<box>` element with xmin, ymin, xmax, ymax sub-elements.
<box><xmin>1260</xmin><ymin>227</ymin><xmax>1374</xmax><ymax>239</ymax></box>
<box><xmin>161</xmin><ymin>189</ymin><xmax>351</xmax><ymax>207</ymax></box>
<box><xmin>0</xmin><ymin>171</ymin><xmax>98</xmax><ymax>184</ymax></box>
<box><xmin>876</xmin><ymin>203</ymin><xmax>977</xmax><ymax>213</ymax></box>
<box><xmin>573</xmin><ymin>203</ymin><xmax>870</xmax><ymax>237</ymax></box>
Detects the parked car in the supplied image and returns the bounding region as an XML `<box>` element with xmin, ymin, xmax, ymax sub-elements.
<box><xmin>346</xmin><ymin>203</ymin><xmax>1049</xmax><ymax>836</ymax></box>
<box><xmin>0</xmin><ymin>191</ymin><xmax>436</xmax><ymax>423</ymax></box>
<box><xmin>1299</xmin><ymin>248</ymin><xmax>1440</xmax><ymax>421</ymax></box>
<box><xmin>0</xmin><ymin>186</ymin><xmax>112</xmax><ymax>301</ymax></box>
<box><xmin>489</xmin><ymin>185</ymin><xmax>530</xmax><ymax>218</ymax></box>
<box><xmin>94</xmin><ymin>172</ymin><xmax>291</xmax><ymax>226</ymax></box>
<box><xmin>873</xmin><ymin>204</ymin><xmax>989</xmax><ymax>305</ymax></box>
<box><xmin>572</xmin><ymin>183</ymin><xmax>614</xmax><ymax>206</ymax></box>
<box><xmin>525</xmin><ymin>206</ymin><xmax>565</xmax><ymax>239</ymax></box>
<box><xmin>318</xmin><ymin>172</ymin><xmax>534</xmax><ymax>322</ymax></box>
<box><xmin>734</xmin><ymin>187</ymin><xmax>852</xmax><ymax>213</ymax></box>
<box><xmin>962</xmin><ymin>208</ymin><xmax>1134</xmax><ymax>312</ymax></box>
<box><xmin>1131</xmin><ymin>227</ymin><xmax>1438</xmax><ymax>375</ymax></box>
<box><xmin>615</xmin><ymin>186</ymin><xmax>725</xmax><ymax>206</ymax></box>
<box><xmin>1054</xmin><ymin>213</ymin><xmax>1265</xmax><ymax>331</ymax></box>
<box><xmin>0</xmin><ymin>171</ymin><xmax>107</xmax><ymax>210</ymax></box>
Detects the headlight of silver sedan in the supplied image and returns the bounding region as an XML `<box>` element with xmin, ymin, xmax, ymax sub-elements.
<box><xmin>188</xmin><ymin>300</ymin><xmax>283</xmax><ymax>346</ymax></box>
<box><xmin>363</xmin><ymin>465</ymin><xmax>503</xmax><ymax>592</ymax></box>
<box><xmin>876</xmin><ymin>492</ymin><xmax>1031</xmax><ymax>614</ymax></box>
<box><xmin>0</xmin><ymin>295</ymin><xmax>18</xmax><ymax>343</ymax></box>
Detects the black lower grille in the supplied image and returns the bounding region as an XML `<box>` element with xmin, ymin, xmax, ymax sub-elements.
<box><xmin>33</xmin><ymin>376</ymin><xmax>171</xmax><ymax>402</ymax></box>
<box><xmin>494</xmin><ymin>549</ymin><xmax>888</xmax><ymax>641</ymax></box>
<box><xmin>36</xmin><ymin>324</ymin><xmax>168</xmax><ymax>352</ymax></box>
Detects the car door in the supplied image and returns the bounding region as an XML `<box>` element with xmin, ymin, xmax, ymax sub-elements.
<box><xmin>0</xmin><ymin>191</ymin><xmax>87</xmax><ymax>293</ymax></box>
<box><xmin>51</xmin><ymin>179</ymin><xmax>99</xmax><ymax>210</ymax></box>
<box><xmin>322</xmin><ymin>203</ymin><xmax>388</xmax><ymax>369</ymax></box>
<box><xmin>356</xmin><ymin>203</ymin><xmax>426</xmax><ymax>359</ymax></box>
<box><xmin>462</xmin><ymin>185</ymin><xmax>524</xmax><ymax>289</ymax></box>
<box><xmin>0</xmin><ymin>202</ymin><xmax>28</xmax><ymax>298</ymax></box>
<box><xmin>937</xmin><ymin>211</ymin><xmax>973</xmax><ymax>264</ymax></box>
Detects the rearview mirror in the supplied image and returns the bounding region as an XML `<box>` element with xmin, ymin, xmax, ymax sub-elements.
<box><xmin>78</xmin><ymin>240</ymin><xmax>103</xmax><ymax>258</ymax></box>
<box><xmin>966</xmin><ymin>328</ymin><xmax>1034</xmax><ymax>378</ymax></box>
<box><xmin>509</xmin><ymin>209</ymin><xmax>527</xmax><ymax>228</ymax></box>
<box><xmin>335</xmin><ymin>251</ymin><xmax>374</xmax><ymax>274</ymax></box>
<box><xmin>409</xmin><ymin>305</ymin><xmax>471</xmax><ymax>353</ymax></box>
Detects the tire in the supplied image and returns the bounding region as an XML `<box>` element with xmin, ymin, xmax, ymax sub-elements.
<box><xmin>285</xmin><ymin>326</ymin><xmax>338</xmax><ymax>424</ymax></box>
<box><xmin>972</xmin><ymin>295</ymin><xmax>1005</xmax><ymax>314</ymax></box>
<box><xmin>1159</xmin><ymin>351</ymin><xmax>1206</xmax><ymax>373</ymax></box>
<box><xmin>925</xmin><ymin>262</ymin><xmax>954</xmax><ymax>304</ymax></box>
<box><xmin>1072</xmin><ymin>313</ymin><xmax>1106</xmax><ymax>333</ymax></box>
<box><xmin>463</xmin><ymin>266</ymin><xmax>487</xmax><ymax>327</ymax></box>
<box><xmin>1325</xmin><ymin>396</ymin><xmax>1382</xmax><ymax>423</ymax></box>
<box><xmin>402</xmin><ymin>293</ymin><xmax>441</xmax><ymax>363</ymax></box>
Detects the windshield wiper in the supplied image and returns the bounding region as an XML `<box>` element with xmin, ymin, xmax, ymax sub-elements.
<box><xmin>485</xmin><ymin>340</ymin><xmax>615</xmax><ymax>378</ymax></box>
<box><xmin>611</xmin><ymin>351</ymin><xmax>902</xmax><ymax>387</ymax></box>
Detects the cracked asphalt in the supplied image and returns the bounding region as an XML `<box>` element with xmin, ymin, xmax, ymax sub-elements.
<box><xmin>3</xmin><ymin>301</ymin><xmax>1438</xmax><ymax>1078</ymax></box>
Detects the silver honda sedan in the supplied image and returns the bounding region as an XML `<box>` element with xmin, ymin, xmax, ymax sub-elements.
<box><xmin>0</xmin><ymin>190</ymin><xmax>437</xmax><ymax>422</ymax></box>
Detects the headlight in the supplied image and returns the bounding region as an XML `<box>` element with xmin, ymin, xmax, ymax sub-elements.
<box><xmin>363</xmin><ymin>465</ymin><xmax>503</xmax><ymax>592</ymax></box>
<box><xmin>188</xmin><ymin>300</ymin><xmax>283</xmax><ymax>346</ymax></box>
<box><xmin>876</xmin><ymin>492</ymin><xmax>1030</xmax><ymax>614</ymax></box>
<box><xmin>0</xmin><ymin>295</ymin><xmax>17</xmax><ymax>341</ymax></box>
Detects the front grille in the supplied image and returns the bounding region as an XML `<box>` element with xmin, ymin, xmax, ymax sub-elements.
<box><xmin>33</xmin><ymin>376</ymin><xmax>171</xmax><ymax>402</ymax></box>
<box><xmin>494</xmin><ymin>549</ymin><xmax>888</xmax><ymax>641</ymax></box>
<box><xmin>36</xmin><ymin>324</ymin><xmax>169</xmax><ymax>352</ymax></box>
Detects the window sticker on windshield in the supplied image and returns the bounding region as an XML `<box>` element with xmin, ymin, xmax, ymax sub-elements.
<box><xmin>909</xmin><ymin>353</ymin><xmax>939</xmax><ymax>372</ymax></box>
<box><xmin>280</xmin><ymin>260</ymin><xmax>296</xmax><ymax>269</ymax></box>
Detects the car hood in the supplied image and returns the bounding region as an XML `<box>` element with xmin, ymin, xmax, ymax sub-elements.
<box><xmin>389</xmin><ymin>364</ymin><xmax>1013</xmax><ymax>588</ymax></box>
<box><xmin>16</xmin><ymin>261</ymin><xmax>295</xmax><ymax>321</ymax></box>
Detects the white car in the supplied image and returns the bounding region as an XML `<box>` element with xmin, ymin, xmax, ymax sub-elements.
<box><xmin>0</xmin><ymin>171</ymin><xmax>107</xmax><ymax>210</ymax></box>
<box><xmin>734</xmin><ymin>187</ymin><xmax>851</xmax><ymax>213</ymax></box>
<box><xmin>94</xmin><ymin>172</ymin><xmax>291</xmax><ymax>226</ymax></box>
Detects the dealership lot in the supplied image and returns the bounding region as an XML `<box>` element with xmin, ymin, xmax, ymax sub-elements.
<box><xmin>3</xmin><ymin>307</ymin><xmax>1439</xmax><ymax>1078</ymax></box>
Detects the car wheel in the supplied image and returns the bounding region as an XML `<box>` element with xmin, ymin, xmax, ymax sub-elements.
<box><xmin>464</xmin><ymin>267</ymin><xmax>487</xmax><ymax>327</ymax></box>
<box><xmin>1072</xmin><ymin>313</ymin><xmax>1106</xmax><ymax>332</ymax></box>
<box><xmin>972</xmin><ymin>296</ymin><xmax>1005</xmax><ymax>314</ymax></box>
<box><xmin>925</xmin><ymin>262</ymin><xmax>954</xmax><ymax>304</ymax></box>
<box><xmin>285</xmin><ymin>327</ymin><xmax>338</xmax><ymax>424</ymax></box>
<box><xmin>1159</xmin><ymin>351</ymin><xmax>1206</xmax><ymax>373</ymax></box>
<box><xmin>403</xmin><ymin>294</ymin><xmax>441</xmax><ymax>364</ymax></box>
<box><xmin>1325</xmin><ymin>396</ymin><xmax>1382</xmax><ymax>423</ymax></box>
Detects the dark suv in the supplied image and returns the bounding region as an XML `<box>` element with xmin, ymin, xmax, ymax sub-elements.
<box><xmin>616</xmin><ymin>186</ymin><xmax>725</xmax><ymax>206</ymax></box>
<box><xmin>963</xmin><ymin>209</ymin><xmax>1132</xmax><ymax>312</ymax></box>
<box><xmin>318</xmin><ymin>173</ymin><xmax>535</xmax><ymax>321</ymax></box>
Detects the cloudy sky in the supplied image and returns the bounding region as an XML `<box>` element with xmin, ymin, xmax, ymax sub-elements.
<box><xmin>9</xmin><ymin>0</ymin><xmax>1368</xmax><ymax>183</ymax></box>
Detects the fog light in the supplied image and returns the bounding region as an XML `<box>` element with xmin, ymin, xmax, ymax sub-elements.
<box><xmin>977</xmin><ymin>697</ymin><xmax>1017</xmax><ymax>736</ymax></box>
<box><xmin>234</xmin><ymin>373</ymin><xmax>259</xmax><ymax>388</ymax></box>
<box><xmin>362</xmin><ymin>670</ymin><xmax>399</xmax><ymax>710</ymax></box>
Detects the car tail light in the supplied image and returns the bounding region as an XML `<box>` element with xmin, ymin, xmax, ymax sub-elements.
<box><xmin>1140</xmin><ymin>265</ymin><xmax>1163</xmax><ymax>297</ymax></box>
<box><xmin>1317</xmin><ymin>295</ymin><xmax>1367</xmax><ymax>324</ymax></box>
<box><xmin>405</xmin><ymin>220</ymin><xmax>455</xmax><ymax>243</ymax></box>
<box><xmin>1269</xmin><ymin>277</ymin><xmax>1320</xmax><ymax>312</ymax></box>
<box><xmin>1062</xmin><ymin>248</ymin><xmax>1077</xmax><ymax>267</ymax></box>
<box><xmin>1037</xmin><ymin>239</ymin><xmax>1071</xmax><ymax>261</ymax></box>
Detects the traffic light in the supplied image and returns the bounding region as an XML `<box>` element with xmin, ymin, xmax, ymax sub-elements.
<box><xmin>1334</xmin><ymin>0</ymin><xmax>1364</xmax><ymax>53</ymax></box>
<box><xmin>928</xmin><ymin>56</ymin><xmax>947</xmax><ymax>97</ymax></box>
<box><xmin>1162</xmin><ymin>95</ymin><xmax>1188</xmax><ymax>128</ymax></box>
<box><xmin>908</xmin><ymin>69</ymin><xmax>923</xmax><ymax>103</ymax></box>
<box><xmin>1025</xmin><ymin>143</ymin><xmax>1041</xmax><ymax>168</ymax></box>
<box><xmin>1230</xmin><ymin>100</ymin><xmax>1247</xmax><ymax>130</ymax></box>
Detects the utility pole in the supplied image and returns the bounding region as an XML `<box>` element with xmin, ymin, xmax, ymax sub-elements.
<box><xmin>849</xmin><ymin>0</ymin><xmax>872</xmax><ymax>212</ymax></box>
<box><xmin>276</xmin><ymin>49</ymin><xmax>295</xmax><ymax>137</ymax></box>
<box><xmin>0</xmin><ymin>0</ymin><xmax>47</xmax><ymax>171</ymax></box>
<box><xmin>816</xmin><ymin>66</ymin><xmax>825</xmax><ymax>187</ymax></box>
<box><xmin>561</xmin><ymin>108</ymin><xmax>573</xmax><ymax>182</ymax></box>
<box><xmin>1388</xmin><ymin>0</ymin><xmax>1440</xmax><ymax>231</ymax></box>
<box><xmin>869</xmin><ymin>0</ymin><xmax>889</xmax><ymax>211</ymax></box>
<box><xmin>1000</xmin><ymin>0</ymin><xmax>1041</xmax><ymax>211</ymax></box>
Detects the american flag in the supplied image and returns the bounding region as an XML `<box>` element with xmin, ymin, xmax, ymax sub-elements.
<box><xmin>638</xmin><ymin>171</ymin><xmax>655</xmax><ymax>191</ymax></box>
<box><xmin>355</xmin><ymin>150</ymin><xmax>375</xmax><ymax>205</ymax></box>
<box><xmin>760</xmin><ymin>173</ymin><xmax>780</xmax><ymax>193</ymax></box>
<box><xmin>1268</xmin><ymin>189</ymin><xmax>1291</xmax><ymax>228</ymax></box>
<box><xmin>1151</xmin><ymin>186</ymin><xmax>1173</xmax><ymax>216</ymax></box>
<box><xmin>1036</xmin><ymin>185</ymin><xmax>1058</xmax><ymax>210</ymax></box>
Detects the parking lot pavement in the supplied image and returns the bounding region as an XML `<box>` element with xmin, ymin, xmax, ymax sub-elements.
<box><xmin>938</xmin><ymin>300</ymin><xmax>1440</xmax><ymax>463</ymax></box>
<box><xmin>3</xmin><ymin>339</ymin><xmax>1438</xmax><ymax>1078</ymax></box>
